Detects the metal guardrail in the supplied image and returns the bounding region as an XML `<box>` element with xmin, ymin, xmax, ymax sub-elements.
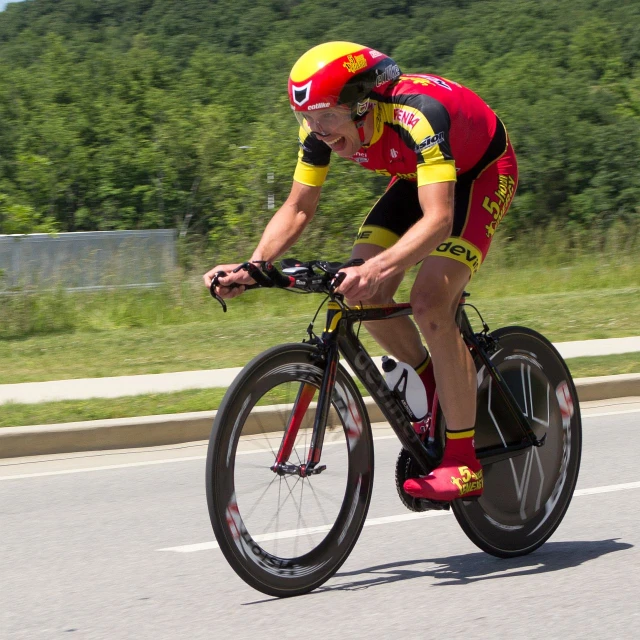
<box><xmin>0</xmin><ymin>230</ymin><xmax>177</xmax><ymax>291</ymax></box>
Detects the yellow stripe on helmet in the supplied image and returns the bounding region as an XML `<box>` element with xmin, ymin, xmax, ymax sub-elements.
<box><xmin>290</xmin><ymin>41</ymin><xmax>367</xmax><ymax>83</ymax></box>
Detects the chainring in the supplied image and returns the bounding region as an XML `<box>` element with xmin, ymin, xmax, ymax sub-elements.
<box><xmin>395</xmin><ymin>447</ymin><xmax>450</xmax><ymax>512</ymax></box>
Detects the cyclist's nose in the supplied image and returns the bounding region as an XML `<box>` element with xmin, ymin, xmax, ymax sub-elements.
<box><xmin>310</xmin><ymin>122</ymin><xmax>332</xmax><ymax>138</ymax></box>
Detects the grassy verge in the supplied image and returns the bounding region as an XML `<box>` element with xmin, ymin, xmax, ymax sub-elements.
<box><xmin>1</xmin><ymin>353</ymin><xmax>638</xmax><ymax>428</ymax></box>
<box><xmin>1</xmin><ymin>286</ymin><xmax>639</xmax><ymax>384</ymax></box>
<box><xmin>1</xmin><ymin>225</ymin><xmax>638</xmax><ymax>385</ymax></box>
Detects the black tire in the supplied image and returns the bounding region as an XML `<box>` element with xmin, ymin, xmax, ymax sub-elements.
<box><xmin>206</xmin><ymin>343</ymin><xmax>374</xmax><ymax>597</ymax></box>
<box><xmin>451</xmin><ymin>326</ymin><xmax>582</xmax><ymax>557</ymax></box>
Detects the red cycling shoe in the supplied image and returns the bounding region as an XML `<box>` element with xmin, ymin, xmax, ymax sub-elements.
<box><xmin>404</xmin><ymin>429</ymin><xmax>483</xmax><ymax>501</ymax></box>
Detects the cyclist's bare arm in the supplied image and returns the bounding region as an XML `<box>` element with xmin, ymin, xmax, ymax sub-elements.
<box><xmin>203</xmin><ymin>181</ymin><xmax>322</xmax><ymax>296</ymax></box>
<box><xmin>250</xmin><ymin>181</ymin><xmax>322</xmax><ymax>263</ymax></box>
<box><xmin>336</xmin><ymin>181</ymin><xmax>455</xmax><ymax>299</ymax></box>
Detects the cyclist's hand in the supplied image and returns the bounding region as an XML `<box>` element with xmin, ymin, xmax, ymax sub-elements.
<box><xmin>335</xmin><ymin>262</ymin><xmax>381</xmax><ymax>300</ymax></box>
<box><xmin>203</xmin><ymin>263</ymin><xmax>256</xmax><ymax>299</ymax></box>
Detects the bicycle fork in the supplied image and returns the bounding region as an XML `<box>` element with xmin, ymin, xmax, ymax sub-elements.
<box><xmin>270</xmin><ymin>343</ymin><xmax>339</xmax><ymax>477</ymax></box>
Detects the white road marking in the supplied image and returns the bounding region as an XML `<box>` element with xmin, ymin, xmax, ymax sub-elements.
<box><xmin>160</xmin><ymin>480</ymin><xmax>640</xmax><ymax>553</ymax></box>
<box><xmin>159</xmin><ymin>510</ymin><xmax>451</xmax><ymax>553</ymax></box>
<box><xmin>0</xmin><ymin>437</ymin><xmax>398</xmax><ymax>481</ymax></box>
<box><xmin>0</xmin><ymin>408</ymin><xmax>636</xmax><ymax>482</ymax></box>
<box><xmin>582</xmin><ymin>409</ymin><xmax>640</xmax><ymax>418</ymax></box>
<box><xmin>0</xmin><ymin>455</ymin><xmax>207</xmax><ymax>481</ymax></box>
<box><xmin>573</xmin><ymin>481</ymin><xmax>640</xmax><ymax>496</ymax></box>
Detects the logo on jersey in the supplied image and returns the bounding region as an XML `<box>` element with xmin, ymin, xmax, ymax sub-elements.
<box><xmin>390</xmin><ymin>148</ymin><xmax>399</xmax><ymax>159</ymax></box>
<box><xmin>394</xmin><ymin>108</ymin><xmax>420</xmax><ymax>129</ymax></box>
<box><xmin>352</xmin><ymin>151</ymin><xmax>369</xmax><ymax>163</ymax></box>
<box><xmin>343</xmin><ymin>54</ymin><xmax>367</xmax><ymax>74</ymax></box>
<box><xmin>423</xmin><ymin>75</ymin><xmax>452</xmax><ymax>91</ymax></box>
<box><xmin>417</xmin><ymin>132</ymin><xmax>445</xmax><ymax>152</ymax></box>
<box><xmin>292</xmin><ymin>82</ymin><xmax>312</xmax><ymax>106</ymax></box>
<box><xmin>408</xmin><ymin>75</ymin><xmax>454</xmax><ymax>91</ymax></box>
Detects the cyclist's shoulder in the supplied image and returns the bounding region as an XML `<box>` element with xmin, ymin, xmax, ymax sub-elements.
<box><xmin>378</xmin><ymin>74</ymin><xmax>494</xmax><ymax>128</ymax></box>
<box><xmin>375</xmin><ymin>75</ymin><xmax>464</xmax><ymax>116</ymax></box>
<box><xmin>390</xmin><ymin>74</ymin><xmax>466</xmax><ymax>98</ymax></box>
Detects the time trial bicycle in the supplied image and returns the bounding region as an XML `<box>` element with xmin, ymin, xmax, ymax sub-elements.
<box><xmin>205</xmin><ymin>258</ymin><xmax>582</xmax><ymax>597</ymax></box>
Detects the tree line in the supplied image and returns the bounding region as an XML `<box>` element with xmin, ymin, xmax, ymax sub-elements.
<box><xmin>0</xmin><ymin>0</ymin><xmax>638</xmax><ymax>262</ymax></box>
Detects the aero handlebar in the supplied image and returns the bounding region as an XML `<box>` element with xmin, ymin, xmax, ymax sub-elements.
<box><xmin>209</xmin><ymin>258</ymin><xmax>363</xmax><ymax>312</ymax></box>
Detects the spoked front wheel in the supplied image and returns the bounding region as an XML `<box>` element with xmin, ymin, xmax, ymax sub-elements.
<box><xmin>206</xmin><ymin>343</ymin><xmax>374</xmax><ymax>597</ymax></box>
<box><xmin>452</xmin><ymin>326</ymin><xmax>582</xmax><ymax>557</ymax></box>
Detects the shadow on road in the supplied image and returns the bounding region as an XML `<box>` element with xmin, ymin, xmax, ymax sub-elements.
<box><xmin>241</xmin><ymin>538</ymin><xmax>631</xmax><ymax>603</ymax></box>
<box><xmin>319</xmin><ymin>538</ymin><xmax>632</xmax><ymax>593</ymax></box>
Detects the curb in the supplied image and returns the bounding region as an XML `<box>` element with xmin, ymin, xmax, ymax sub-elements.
<box><xmin>1</xmin><ymin>374</ymin><xmax>639</xmax><ymax>460</ymax></box>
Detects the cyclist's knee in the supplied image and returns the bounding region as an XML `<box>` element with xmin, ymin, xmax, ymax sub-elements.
<box><xmin>410</xmin><ymin>286</ymin><xmax>457</xmax><ymax>335</ymax></box>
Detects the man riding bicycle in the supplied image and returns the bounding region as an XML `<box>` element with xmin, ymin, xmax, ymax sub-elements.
<box><xmin>204</xmin><ymin>41</ymin><xmax>518</xmax><ymax>503</ymax></box>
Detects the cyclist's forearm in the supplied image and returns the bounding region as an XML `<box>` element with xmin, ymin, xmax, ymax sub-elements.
<box><xmin>374</xmin><ymin>215</ymin><xmax>450</xmax><ymax>278</ymax></box>
<box><xmin>250</xmin><ymin>203</ymin><xmax>314</xmax><ymax>262</ymax></box>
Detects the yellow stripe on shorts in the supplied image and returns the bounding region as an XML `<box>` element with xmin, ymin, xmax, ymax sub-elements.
<box><xmin>430</xmin><ymin>237</ymin><xmax>483</xmax><ymax>274</ymax></box>
<box><xmin>354</xmin><ymin>225</ymin><xmax>400</xmax><ymax>249</ymax></box>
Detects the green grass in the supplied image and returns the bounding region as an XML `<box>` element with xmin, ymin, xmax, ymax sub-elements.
<box><xmin>1</xmin><ymin>224</ymin><xmax>638</xmax><ymax>385</ymax></box>
<box><xmin>1</xmin><ymin>285</ymin><xmax>638</xmax><ymax>384</ymax></box>
<box><xmin>1</xmin><ymin>352</ymin><xmax>638</xmax><ymax>428</ymax></box>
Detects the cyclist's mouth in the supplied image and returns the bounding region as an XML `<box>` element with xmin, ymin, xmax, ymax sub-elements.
<box><xmin>326</xmin><ymin>135</ymin><xmax>347</xmax><ymax>152</ymax></box>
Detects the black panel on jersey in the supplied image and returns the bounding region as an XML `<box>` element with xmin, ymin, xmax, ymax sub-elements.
<box><xmin>299</xmin><ymin>132</ymin><xmax>331</xmax><ymax>167</ymax></box>
<box><xmin>374</xmin><ymin>91</ymin><xmax>454</xmax><ymax>161</ymax></box>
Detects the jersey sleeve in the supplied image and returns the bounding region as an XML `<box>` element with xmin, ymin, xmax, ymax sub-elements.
<box><xmin>391</xmin><ymin>94</ymin><xmax>457</xmax><ymax>186</ymax></box>
<box><xmin>292</xmin><ymin>125</ymin><xmax>332</xmax><ymax>187</ymax></box>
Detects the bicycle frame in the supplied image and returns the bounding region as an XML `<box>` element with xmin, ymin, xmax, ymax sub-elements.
<box><xmin>279</xmin><ymin>298</ymin><xmax>546</xmax><ymax>477</ymax></box>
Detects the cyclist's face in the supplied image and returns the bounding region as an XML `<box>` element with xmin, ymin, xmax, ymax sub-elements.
<box><xmin>297</xmin><ymin>107</ymin><xmax>362</xmax><ymax>158</ymax></box>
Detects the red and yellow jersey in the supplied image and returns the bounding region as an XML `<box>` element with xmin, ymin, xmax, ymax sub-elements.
<box><xmin>293</xmin><ymin>74</ymin><xmax>501</xmax><ymax>188</ymax></box>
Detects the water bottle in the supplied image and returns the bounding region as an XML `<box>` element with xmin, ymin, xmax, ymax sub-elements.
<box><xmin>381</xmin><ymin>356</ymin><xmax>428</xmax><ymax>421</ymax></box>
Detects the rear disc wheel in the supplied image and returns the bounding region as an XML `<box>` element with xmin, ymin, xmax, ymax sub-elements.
<box><xmin>452</xmin><ymin>327</ymin><xmax>582</xmax><ymax>557</ymax></box>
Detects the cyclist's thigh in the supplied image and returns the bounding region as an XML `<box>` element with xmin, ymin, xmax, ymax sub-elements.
<box><xmin>429</xmin><ymin>139</ymin><xmax>518</xmax><ymax>276</ymax></box>
<box><xmin>352</xmin><ymin>177</ymin><xmax>423</xmax><ymax>297</ymax></box>
<box><xmin>411</xmin><ymin>256</ymin><xmax>472</xmax><ymax>320</ymax></box>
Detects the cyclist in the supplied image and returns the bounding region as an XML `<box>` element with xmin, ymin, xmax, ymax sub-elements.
<box><xmin>204</xmin><ymin>41</ymin><xmax>518</xmax><ymax>502</ymax></box>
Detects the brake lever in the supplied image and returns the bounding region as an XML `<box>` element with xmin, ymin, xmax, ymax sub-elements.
<box><xmin>209</xmin><ymin>268</ymin><xmax>262</xmax><ymax>313</ymax></box>
<box><xmin>209</xmin><ymin>272</ymin><xmax>229</xmax><ymax>312</ymax></box>
<box><xmin>328</xmin><ymin>271</ymin><xmax>347</xmax><ymax>293</ymax></box>
<box><xmin>328</xmin><ymin>257</ymin><xmax>365</xmax><ymax>291</ymax></box>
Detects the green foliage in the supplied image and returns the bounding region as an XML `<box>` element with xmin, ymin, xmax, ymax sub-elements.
<box><xmin>0</xmin><ymin>0</ymin><xmax>638</xmax><ymax>256</ymax></box>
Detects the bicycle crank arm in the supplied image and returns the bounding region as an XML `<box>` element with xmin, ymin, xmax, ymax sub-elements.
<box><xmin>476</xmin><ymin>437</ymin><xmax>545</xmax><ymax>465</ymax></box>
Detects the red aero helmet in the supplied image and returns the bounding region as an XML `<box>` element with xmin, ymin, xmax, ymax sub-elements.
<box><xmin>288</xmin><ymin>41</ymin><xmax>402</xmax><ymax>119</ymax></box>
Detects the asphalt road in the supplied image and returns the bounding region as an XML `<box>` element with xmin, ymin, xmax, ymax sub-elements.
<box><xmin>1</xmin><ymin>397</ymin><xmax>639</xmax><ymax>639</ymax></box>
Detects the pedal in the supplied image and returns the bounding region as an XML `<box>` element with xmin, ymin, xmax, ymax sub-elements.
<box><xmin>414</xmin><ymin>499</ymin><xmax>451</xmax><ymax>511</ymax></box>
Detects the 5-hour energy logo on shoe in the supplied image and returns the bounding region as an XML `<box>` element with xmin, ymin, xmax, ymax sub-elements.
<box><xmin>451</xmin><ymin>466</ymin><xmax>483</xmax><ymax>496</ymax></box>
